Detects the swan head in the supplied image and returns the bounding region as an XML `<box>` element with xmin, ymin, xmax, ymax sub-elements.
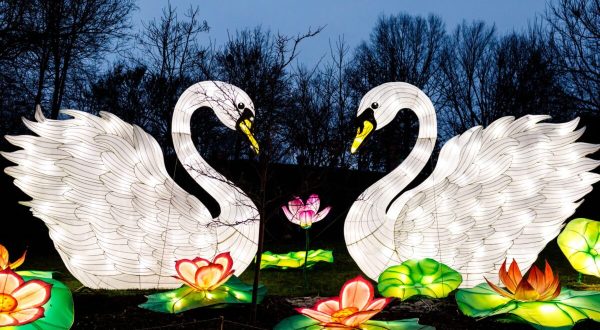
<box><xmin>351</xmin><ymin>82</ymin><xmax>421</xmax><ymax>153</ymax></box>
<box><xmin>183</xmin><ymin>81</ymin><xmax>259</xmax><ymax>154</ymax></box>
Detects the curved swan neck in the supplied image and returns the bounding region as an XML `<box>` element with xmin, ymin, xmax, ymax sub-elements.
<box><xmin>171</xmin><ymin>84</ymin><xmax>244</xmax><ymax>209</ymax></box>
<box><xmin>367</xmin><ymin>86</ymin><xmax>438</xmax><ymax>212</ymax></box>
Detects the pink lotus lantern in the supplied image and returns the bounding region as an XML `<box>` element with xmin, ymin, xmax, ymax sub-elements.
<box><xmin>282</xmin><ymin>194</ymin><xmax>331</xmax><ymax>229</ymax></box>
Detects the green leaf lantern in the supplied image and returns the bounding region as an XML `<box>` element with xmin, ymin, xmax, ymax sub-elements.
<box><xmin>557</xmin><ymin>218</ymin><xmax>600</xmax><ymax>277</ymax></box>
<box><xmin>260</xmin><ymin>249</ymin><xmax>333</xmax><ymax>269</ymax></box>
<box><xmin>139</xmin><ymin>276</ymin><xmax>265</xmax><ymax>313</ymax></box>
<box><xmin>456</xmin><ymin>259</ymin><xmax>600</xmax><ymax>329</ymax></box>
<box><xmin>457</xmin><ymin>284</ymin><xmax>600</xmax><ymax>329</ymax></box>
<box><xmin>378</xmin><ymin>258</ymin><xmax>462</xmax><ymax>300</ymax></box>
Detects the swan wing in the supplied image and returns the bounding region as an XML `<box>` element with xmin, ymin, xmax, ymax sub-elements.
<box><xmin>2</xmin><ymin>108</ymin><xmax>258</xmax><ymax>289</ymax></box>
<box><xmin>388</xmin><ymin>115</ymin><xmax>599</xmax><ymax>287</ymax></box>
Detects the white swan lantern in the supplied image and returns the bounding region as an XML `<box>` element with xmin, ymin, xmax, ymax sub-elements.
<box><xmin>2</xmin><ymin>81</ymin><xmax>260</xmax><ymax>289</ymax></box>
<box><xmin>345</xmin><ymin>82</ymin><xmax>600</xmax><ymax>287</ymax></box>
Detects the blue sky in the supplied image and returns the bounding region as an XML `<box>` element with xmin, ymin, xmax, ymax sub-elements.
<box><xmin>132</xmin><ymin>0</ymin><xmax>550</xmax><ymax>67</ymax></box>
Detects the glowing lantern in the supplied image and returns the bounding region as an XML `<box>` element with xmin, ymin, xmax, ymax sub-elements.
<box><xmin>282</xmin><ymin>194</ymin><xmax>332</xmax><ymax>289</ymax></box>
<box><xmin>456</xmin><ymin>259</ymin><xmax>600</xmax><ymax>329</ymax></box>
<box><xmin>9</xmin><ymin>271</ymin><xmax>75</xmax><ymax>330</ymax></box>
<box><xmin>260</xmin><ymin>249</ymin><xmax>333</xmax><ymax>269</ymax></box>
<box><xmin>378</xmin><ymin>258</ymin><xmax>462</xmax><ymax>300</ymax></box>
<box><xmin>557</xmin><ymin>218</ymin><xmax>600</xmax><ymax>277</ymax></box>
<box><xmin>139</xmin><ymin>252</ymin><xmax>265</xmax><ymax>313</ymax></box>
<box><xmin>0</xmin><ymin>244</ymin><xmax>74</xmax><ymax>329</ymax></box>
<box><xmin>485</xmin><ymin>259</ymin><xmax>560</xmax><ymax>301</ymax></box>
<box><xmin>2</xmin><ymin>81</ymin><xmax>261</xmax><ymax>289</ymax></box>
<box><xmin>173</xmin><ymin>252</ymin><xmax>234</xmax><ymax>291</ymax></box>
<box><xmin>345</xmin><ymin>82</ymin><xmax>600</xmax><ymax>287</ymax></box>
<box><xmin>282</xmin><ymin>194</ymin><xmax>331</xmax><ymax>229</ymax></box>
<box><xmin>275</xmin><ymin>276</ymin><xmax>433</xmax><ymax>330</ymax></box>
<box><xmin>0</xmin><ymin>244</ymin><xmax>26</xmax><ymax>270</ymax></box>
<box><xmin>0</xmin><ymin>269</ymin><xmax>51</xmax><ymax>327</ymax></box>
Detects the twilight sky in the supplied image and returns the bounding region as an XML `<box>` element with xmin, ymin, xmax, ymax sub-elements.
<box><xmin>132</xmin><ymin>0</ymin><xmax>551</xmax><ymax>67</ymax></box>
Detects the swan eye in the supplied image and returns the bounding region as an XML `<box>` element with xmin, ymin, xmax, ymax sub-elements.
<box><xmin>237</xmin><ymin>102</ymin><xmax>245</xmax><ymax>110</ymax></box>
<box><xmin>371</xmin><ymin>102</ymin><xmax>379</xmax><ymax>109</ymax></box>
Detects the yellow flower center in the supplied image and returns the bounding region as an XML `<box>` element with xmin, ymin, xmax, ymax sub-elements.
<box><xmin>331</xmin><ymin>307</ymin><xmax>359</xmax><ymax>323</ymax></box>
<box><xmin>590</xmin><ymin>248</ymin><xmax>598</xmax><ymax>256</ymax></box>
<box><xmin>0</xmin><ymin>293</ymin><xmax>17</xmax><ymax>312</ymax></box>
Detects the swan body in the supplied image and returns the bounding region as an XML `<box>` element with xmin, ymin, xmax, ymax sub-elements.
<box><xmin>345</xmin><ymin>82</ymin><xmax>600</xmax><ymax>287</ymax></box>
<box><xmin>2</xmin><ymin>81</ymin><xmax>260</xmax><ymax>289</ymax></box>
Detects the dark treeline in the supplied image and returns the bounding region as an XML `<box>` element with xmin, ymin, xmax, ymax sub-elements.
<box><xmin>1</xmin><ymin>0</ymin><xmax>599</xmax><ymax>174</ymax></box>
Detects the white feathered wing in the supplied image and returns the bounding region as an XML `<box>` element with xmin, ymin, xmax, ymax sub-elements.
<box><xmin>386</xmin><ymin>115</ymin><xmax>599</xmax><ymax>286</ymax></box>
<box><xmin>2</xmin><ymin>108</ymin><xmax>258</xmax><ymax>289</ymax></box>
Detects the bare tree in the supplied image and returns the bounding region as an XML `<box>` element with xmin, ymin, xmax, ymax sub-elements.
<box><xmin>438</xmin><ymin>21</ymin><xmax>570</xmax><ymax>138</ymax></box>
<box><xmin>547</xmin><ymin>0</ymin><xmax>600</xmax><ymax>114</ymax></box>
<box><xmin>438</xmin><ymin>21</ymin><xmax>497</xmax><ymax>136</ymax></box>
<box><xmin>30</xmin><ymin>0</ymin><xmax>135</xmax><ymax>118</ymax></box>
<box><xmin>348</xmin><ymin>13</ymin><xmax>446</xmax><ymax>171</ymax></box>
<box><xmin>214</xmin><ymin>26</ymin><xmax>323</xmax><ymax>163</ymax></box>
<box><xmin>133</xmin><ymin>3</ymin><xmax>211</xmax><ymax>150</ymax></box>
<box><xmin>283</xmin><ymin>36</ymin><xmax>353</xmax><ymax>169</ymax></box>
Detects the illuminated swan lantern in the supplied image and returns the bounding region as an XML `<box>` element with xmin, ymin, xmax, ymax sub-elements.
<box><xmin>2</xmin><ymin>81</ymin><xmax>260</xmax><ymax>289</ymax></box>
<box><xmin>345</xmin><ymin>82</ymin><xmax>600</xmax><ymax>287</ymax></box>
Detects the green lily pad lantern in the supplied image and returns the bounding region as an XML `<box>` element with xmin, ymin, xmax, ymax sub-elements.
<box><xmin>378</xmin><ymin>258</ymin><xmax>462</xmax><ymax>300</ymax></box>
<box><xmin>261</xmin><ymin>249</ymin><xmax>333</xmax><ymax>270</ymax></box>
<box><xmin>139</xmin><ymin>252</ymin><xmax>265</xmax><ymax>313</ymax></box>
<box><xmin>456</xmin><ymin>259</ymin><xmax>600</xmax><ymax>329</ymax></box>
<box><xmin>557</xmin><ymin>218</ymin><xmax>600</xmax><ymax>277</ymax></box>
<box><xmin>457</xmin><ymin>284</ymin><xmax>600</xmax><ymax>329</ymax></box>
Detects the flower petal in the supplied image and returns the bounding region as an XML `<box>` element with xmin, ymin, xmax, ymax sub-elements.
<box><xmin>314</xmin><ymin>298</ymin><xmax>340</xmax><ymax>315</ymax></box>
<box><xmin>213</xmin><ymin>252</ymin><xmax>234</xmax><ymax>275</ymax></box>
<box><xmin>322</xmin><ymin>323</ymin><xmax>352</xmax><ymax>330</ymax></box>
<box><xmin>175</xmin><ymin>259</ymin><xmax>199</xmax><ymax>285</ymax></box>
<box><xmin>288</xmin><ymin>197</ymin><xmax>304</xmax><ymax>216</ymax></box>
<box><xmin>296</xmin><ymin>308</ymin><xmax>332</xmax><ymax>323</ymax></box>
<box><xmin>527</xmin><ymin>265</ymin><xmax>545</xmax><ymax>293</ymax></box>
<box><xmin>299</xmin><ymin>210</ymin><xmax>315</xmax><ymax>228</ymax></box>
<box><xmin>192</xmin><ymin>257</ymin><xmax>211</xmax><ymax>268</ymax></box>
<box><xmin>0</xmin><ymin>269</ymin><xmax>24</xmax><ymax>294</ymax></box>
<box><xmin>0</xmin><ymin>244</ymin><xmax>8</xmax><ymax>268</ymax></box>
<box><xmin>282</xmin><ymin>205</ymin><xmax>296</xmax><ymax>222</ymax></box>
<box><xmin>8</xmin><ymin>250</ymin><xmax>26</xmax><ymax>270</ymax></box>
<box><xmin>340</xmin><ymin>276</ymin><xmax>373</xmax><ymax>310</ymax></box>
<box><xmin>209</xmin><ymin>270</ymin><xmax>234</xmax><ymax>290</ymax></box>
<box><xmin>195</xmin><ymin>264</ymin><xmax>224</xmax><ymax>289</ymax></box>
<box><xmin>9</xmin><ymin>307</ymin><xmax>45</xmax><ymax>325</ymax></box>
<box><xmin>499</xmin><ymin>259</ymin><xmax>522</xmax><ymax>293</ymax></box>
<box><xmin>484</xmin><ymin>277</ymin><xmax>514</xmax><ymax>299</ymax></box>
<box><xmin>365</xmin><ymin>297</ymin><xmax>391</xmax><ymax>310</ymax></box>
<box><xmin>11</xmin><ymin>280</ymin><xmax>51</xmax><ymax>310</ymax></box>
<box><xmin>538</xmin><ymin>272</ymin><xmax>561</xmax><ymax>301</ymax></box>
<box><xmin>306</xmin><ymin>194</ymin><xmax>320</xmax><ymax>213</ymax></box>
<box><xmin>0</xmin><ymin>313</ymin><xmax>17</xmax><ymax>326</ymax></box>
<box><xmin>341</xmin><ymin>309</ymin><xmax>380</xmax><ymax>327</ymax></box>
<box><xmin>313</xmin><ymin>206</ymin><xmax>331</xmax><ymax>224</ymax></box>
<box><xmin>541</xmin><ymin>260</ymin><xmax>558</xmax><ymax>293</ymax></box>
<box><xmin>514</xmin><ymin>278</ymin><xmax>539</xmax><ymax>301</ymax></box>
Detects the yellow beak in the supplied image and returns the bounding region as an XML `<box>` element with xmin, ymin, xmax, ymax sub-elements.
<box><xmin>238</xmin><ymin>119</ymin><xmax>260</xmax><ymax>154</ymax></box>
<box><xmin>351</xmin><ymin>120</ymin><xmax>374</xmax><ymax>154</ymax></box>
